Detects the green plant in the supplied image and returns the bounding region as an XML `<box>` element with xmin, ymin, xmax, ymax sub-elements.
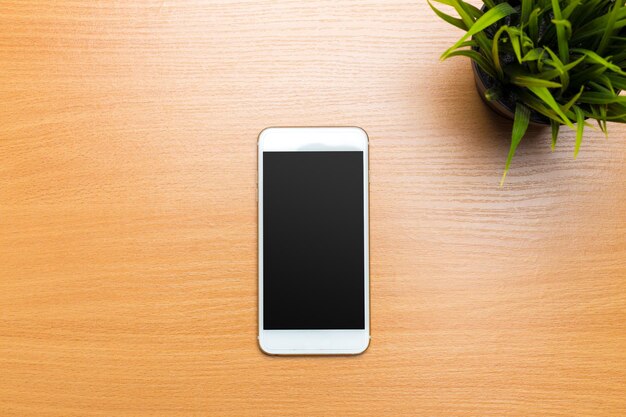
<box><xmin>430</xmin><ymin>0</ymin><xmax>626</xmax><ymax>184</ymax></box>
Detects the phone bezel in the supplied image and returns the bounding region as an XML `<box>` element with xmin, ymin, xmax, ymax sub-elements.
<box><xmin>257</xmin><ymin>127</ymin><xmax>370</xmax><ymax>355</ymax></box>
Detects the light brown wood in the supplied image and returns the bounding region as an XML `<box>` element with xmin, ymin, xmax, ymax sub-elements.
<box><xmin>1</xmin><ymin>1</ymin><xmax>626</xmax><ymax>416</ymax></box>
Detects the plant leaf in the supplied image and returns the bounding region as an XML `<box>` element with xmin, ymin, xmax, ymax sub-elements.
<box><xmin>571</xmin><ymin>48</ymin><xmax>626</xmax><ymax>76</ymax></box>
<box><xmin>528</xmin><ymin>86</ymin><xmax>575</xmax><ymax>128</ymax></box>
<box><xmin>551</xmin><ymin>0</ymin><xmax>569</xmax><ymax>63</ymax></box>
<box><xmin>543</xmin><ymin>46</ymin><xmax>570</xmax><ymax>91</ymax></box>
<box><xmin>492</xmin><ymin>26</ymin><xmax>526</xmax><ymax>76</ymax></box>
<box><xmin>562</xmin><ymin>0</ymin><xmax>582</xmax><ymax>19</ymax></box>
<box><xmin>501</xmin><ymin>104</ymin><xmax>531</xmax><ymax>186</ymax></box>
<box><xmin>579</xmin><ymin>91</ymin><xmax>626</xmax><ymax>104</ymax></box>
<box><xmin>508</xmin><ymin>29</ymin><xmax>524</xmax><ymax>63</ymax></box>
<box><xmin>510</xmin><ymin>75</ymin><xmax>562</xmax><ymax>88</ymax></box>
<box><xmin>427</xmin><ymin>1</ymin><xmax>468</xmax><ymax>31</ymax></box>
<box><xmin>597</xmin><ymin>74</ymin><xmax>614</xmax><ymax>92</ymax></box>
<box><xmin>534</xmin><ymin>52</ymin><xmax>585</xmax><ymax>83</ymax></box>
<box><xmin>572</xmin><ymin>4</ymin><xmax>626</xmax><ymax>42</ymax></box>
<box><xmin>562</xmin><ymin>85</ymin><xmax>585</xmax><ymax>113</ymax></box>
<box><xmin>464</xmin><ymin>2</ymin><xmax>485</xmax><ymax>20</ymax></box>
<box><xmin>441</xmin><ymin>3</ymin><xmax>517</xmax><ymax>60</ymax></box>
<box><xmin>552</xmin><ymin>19</ymin><xmax>572</xmax><ymax>39</ymax></box>
<box><xmin>528</xmin><ymin>7</ymin><xmax>541</xmax><ymax>43</ymax></box>
<box><xmin>521</xmin><ymin>0</ymin><xmax>533</xmax><ymax>24</ymax></box>
<box><xmin>432</xmin><ymin>0</ymin><xmax>474</xmax><ymax>26</ymax></box>
<box><xmin>606</xmin><ymin>102</ymin><xmax>626</xmax><ymax>120</ymax></box>
<box><xmin>596</xmin><ymin>104</ymin><xmax>608</xmax><ymax>138</ymax></box>
<box><xmin>522</xmin><ymin>48</ymin><xmax>545</xmax><ymax>62</ymax></box>
<box><xmin>483</xmin><ymin>0</ymin><xmax>497</xmax><ymax>9</ymax></box>
<box><xmin>492</xmin><ymin>26</ymin><xmax>507</xmax><ymax>77</ymax></box>
<box><xmin>598</xmin><ymin>0</ymin><xmax>623</xmax><ymax>55</ymax></box>
<box><xmin>570</xmin><ymin>64</ymin><xmax>609</xmax><ymax>87</ymax></box>
<box><xmin>551</xmin><ymin>120</ymin><xmax>560</xmax><ymax>150</ymax></box>
<box><xmin>607</xmin><ymin>73</ymin><xmax>626</xmax><ymax>90</ymax></box>
<box><xmin>447</xmin><ymin>49</ymin><xmax>497</xmax><ymax>78</ymax></box>
<box><xmin>573</xmin><ymin>106</ymin><xmax>585</xmax><ymax>158</ymax></box>
<box><xmin>589</xmin><ymin>81</ymin><xmax>612</xmax><ymax>93</ymax></box>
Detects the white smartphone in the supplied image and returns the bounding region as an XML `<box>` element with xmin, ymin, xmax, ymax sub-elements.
<box><xmin>258</xmin><ymin>127</ymin><xmax>370</xmax><ymax>355</ymax></box>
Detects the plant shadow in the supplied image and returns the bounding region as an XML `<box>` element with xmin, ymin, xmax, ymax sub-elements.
<box><xmin>420</xmin><ymin>59</ymin><xmax>554</xmax><ymax>162</ymax></box>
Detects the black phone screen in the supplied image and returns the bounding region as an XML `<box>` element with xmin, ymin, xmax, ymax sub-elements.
<box><xmin>262</xmin><ymin>151</ymin><xmax>365</xmax><ymax>330</ymax></box>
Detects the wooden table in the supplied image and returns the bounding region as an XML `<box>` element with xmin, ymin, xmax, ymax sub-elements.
<box><xmin>2</xmin><ymin>1</ymin><xmax>626</xmax><ymax>416</ymax></box>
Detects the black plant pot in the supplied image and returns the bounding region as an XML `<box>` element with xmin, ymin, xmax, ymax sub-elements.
<box><xmin>471</xmin><ymin>2</ymin><xmax>550</xmax><ymax>127</ymax></box>
<box><xmin>471</xmin><ymin>60</ymin><xmax>551</xmax><ymax>126</ymax></box>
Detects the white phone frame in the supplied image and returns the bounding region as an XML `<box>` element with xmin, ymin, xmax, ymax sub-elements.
<box><xmin>257</xmin><ymin>127</ymin><xmax>370</xmax><ymax>355</ymax></box>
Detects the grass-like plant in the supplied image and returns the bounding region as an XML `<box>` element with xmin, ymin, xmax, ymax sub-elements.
<box><xmin>430</xmin><ymin>0</ymin><xmax>626</xmax><ymax>183</ymax></box>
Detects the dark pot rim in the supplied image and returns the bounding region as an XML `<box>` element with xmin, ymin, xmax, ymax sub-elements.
<box><xmin>471</xmin><ymin>60</ymin><xmax>551</xmax><ymax>126</ymax></box>
<box><xmin>471</xmin><ymin>2</ymin><xmax>551</xmax><ymax>126</ymax></box>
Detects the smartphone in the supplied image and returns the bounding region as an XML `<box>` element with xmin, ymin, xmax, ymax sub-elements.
<box><xmin>257</xmin><ymin>127</ymin><xmax>370</xmax><ymax>355</ymax></box>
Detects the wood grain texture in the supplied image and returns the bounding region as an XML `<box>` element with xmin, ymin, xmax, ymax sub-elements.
<box><xmin>1</xmin><ymin>1</ymin><xmax>626</xmax><ymax>416</ymax></box>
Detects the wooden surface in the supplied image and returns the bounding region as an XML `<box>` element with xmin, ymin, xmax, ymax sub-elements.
<box><xmin>2</xmin><ymin>1</ymin><xmax>626</xmax><ymax>416</ymax></box>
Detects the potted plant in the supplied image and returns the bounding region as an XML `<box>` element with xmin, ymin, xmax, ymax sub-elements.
<box><xmin>430</xmin><ymin>0</ymin><xmax>626</xmax><ymax>184</ymax></box>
